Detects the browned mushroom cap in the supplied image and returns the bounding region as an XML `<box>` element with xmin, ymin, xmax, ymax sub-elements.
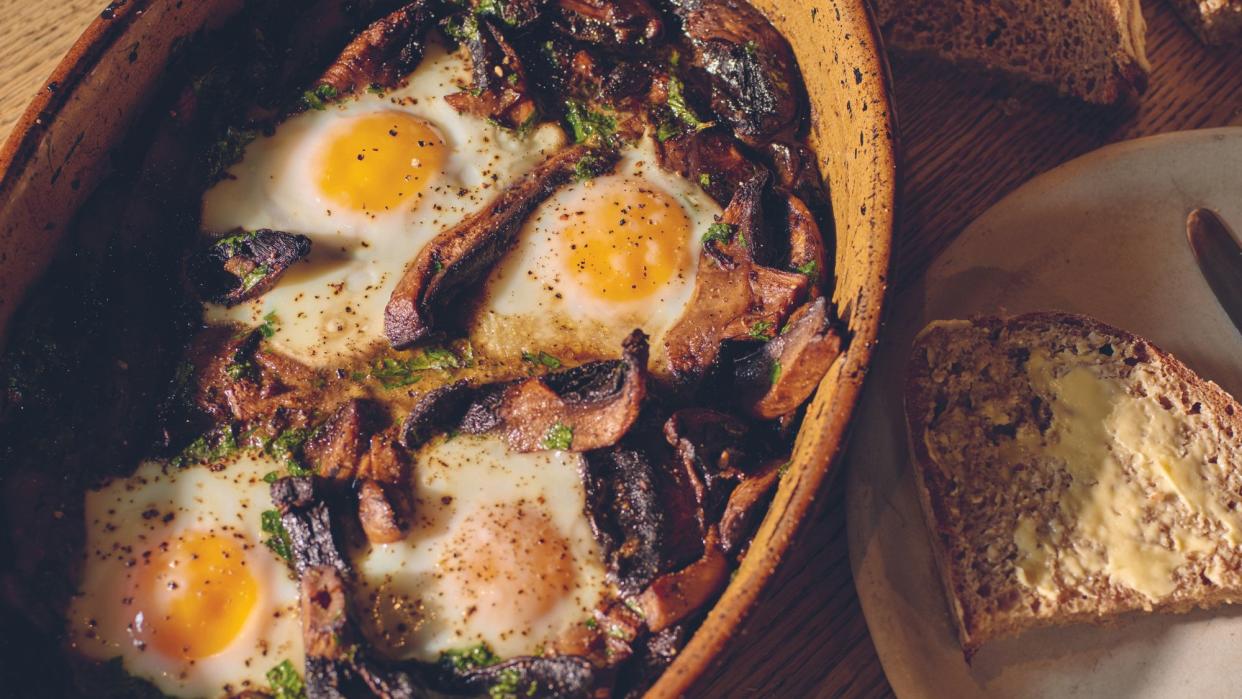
<box><xmin>766</xmin><ymin>139</ymin><xmax>832</xmax><ymax>222</ymax></box>
<box><xmin>271</xmin><ymin>477</ymin><xmax>351</xmax><ymax>579</ymax></box>
<box><xmin>662</xmin><ymin>172</ymin><xmax>809</xmax><ymax>382</ymax></box>
<box><xmin>443</xmin><ymin>18</ymin><xmax>537</xmax><ymax>129</ymax></box>
<box><xmin>549</xmin><ymin>0</ymin><xmax>663</xmax><ymax>50</ymax></box>
<box><xmin>781</xmin><ymin>192</ymin><xmax>829</xmax><ymax>299</ymax></box>
<box><xmin>662</xmin><ymin>408</ymin><xmax>751</xmax><ymax>517</ymax></box>
<box><xmin>654</xmin><ymin>126</ymin><xmax>761</xmax><ymax>207</ymax></box>
<box><xmin>189</xmin><ymin>327</ymin><xmax>323</xmax><ymax>425</ymax></box>
<box><xmin>187</xmin><ymin>229</ymin><xmax>311</xmax><ymax>307</ymax></box>
<box><xmin>314</xmin><ymin>1</ymin><xmax>438</xmax><ymax>102</ymax></box>
<box><xmin>461</xmin><ymin>330</ymin><xmax>649</xmax><ymax>452</ymax></box>
<box><xmin>673</xmin><ymin>0</ymin><xmax>806</xmax><ymax>145</ymax></box>
<box><xmin>718</xmin><ymin>456</ymin><xmax>783</xmax><ymax>554</ymax></box>
<box><xmin>734</xmin><ymin>296</ymin><xmax>842</xmax><ymax>419</ymax></box>
<box><xmin>357</xmin><ymin>479</ymin><xmax>406</xmax><ymax>544</ymax></box>
<box><xmin>385</xmin><ymin>144</ymin><xmax>619</xmax><ymax>348</ymax></box>
<box><xmin>636</xmin><ymin>528</ymin><xmax>729</xmax><ymax>632</ymax></box>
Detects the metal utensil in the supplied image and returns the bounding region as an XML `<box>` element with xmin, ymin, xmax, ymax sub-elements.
<box><xmin>1186</xmin><ymin>208</ymin><xmax>1242</xmax><ymax>333</ymax></box>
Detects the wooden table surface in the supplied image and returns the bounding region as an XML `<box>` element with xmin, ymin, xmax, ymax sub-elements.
<box><xmin>2</xmin><ymin>1</ymin><xmax>1241</xmax><ymax>697</ymax></box>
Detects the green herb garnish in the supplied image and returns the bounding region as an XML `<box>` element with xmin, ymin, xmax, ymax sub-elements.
<box><xmin>266</xmin><ymin>659</ymin><xmax>306</xmax><ymax>699</ymax></box>
<box><xmin>769</xmin><ymin>360</ymin><xmax>783</xmax><ymax>385</ymax></box>
<box><xmin>258</xmin><ymin>311</ymin><xmax>280</xmax><ymax>338</ymax></box>
<box><xmin>748</xmin><ymin>320</ymin><xmax>774</xmax><ymax>339</ymax></box>
<box><xmin>489</xmin><ymin>667</ymin><xmax>536</xmax><ymax>699</ymax></box>
<box><xmin>698</xmin><ymin>173</ymin><xmax>712</xmax><ymax>188</ymax></box>
<box><xmin>300</xmin><ymin>83</ymin><xmax>338</xmax><ymax>111</ymax></box>
<box><xmin>666</xmin><ymin>75</ymin><xmax>710</xmax><ymax>131</ymax></box>
<box><xmin>239</xmin><ymin>265</ymin><xmax>270</xmax><ymax>294</ymax></box>
<box><xmin>563</xmin><ymin>99</ymin><xmax>616</xmax><ymax>145</ymax></box>
<box><xmin>572</xmin><ymin>153</ymin><xmax>604</xmax><ymax>182</ymax></box>
<box><xmin>439</xmin><ymin>643</ymin><xmax>501</xmax><ymax>671</ymax></box>
<box><xmin>369</xmin><ymin>346</ymin><xmax>464</xmax><ymax>388</ymax></box>
<box><xmin>171</xmin><ymin>424</ymin><xmax>239</xmax><ymax>468</ymax></box>
<box><xmin>542</xmin><ymin>422</ymin><xmax>573</xmax><ymax>451</ymax></box>
<box><xmin>521</xmin><ymin>350</ymin><xmax>562</xmax><ymax>369</ymax></box>
<box><xmin>794</xmin><ymin>259</ymin><xmax>819</xmax><ymax>284</ymax></box>
<box><xmin>261</xmin><ymin>509</ymin><xmax>293</xmax><ymax>561</ymax></box>
<box><xmin>204</xmin><ymin>126</ymin><xmax>257</xmax><ymax>182</ymax></box>
<box><xmin>701</xmin><ymin>222</ymin><xmax>737</xmax><ymax>245</ymax></box>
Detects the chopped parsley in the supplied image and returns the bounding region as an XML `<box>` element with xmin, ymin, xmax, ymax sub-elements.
<box><xmin>666</xmin><ymin>74</ymin><xmax>710</xmax><ymax>131</ymax></box>
<box><xmin>655</xmin><ymin>120</ymin><xmax>680</xmax><ymax>142</ymax></box>
<box><xmin>300</xmin><ymin>83</ymin><xmax>338</xmax><ymax>111</ymax></box>
<box><xmin>748</xmin><ymin>320</ymin><xmax>775</xmax><ymax>339</ymax></box>
<box><xmin>778</xmin><ymin>461</ymin><xmax>792</xmax><ymax>477</ymax></box>
<box><xmin>444</xmin><ymin>13</ymin><xmax>481</xmax><ymax>42</ymax></box>
<box><xmin>701</xmin><ymin>222</ymin><xmax>737</xmax><ymax>245</ymax></box>
<box><xmin>171</xmin><ymin>424</ymin><xmax>239</xmax><ymax>468</ymax></box>
<box><xmin>698</xmin><ymin>173</ymin><xmax>712</xmax><ymax>188</ymax></box>
<box><xmin>258</xmin><ymin>311</ymin><xmax>280</xmax><ymax>338</ymax></box>
<box><xmin>439</xmin><ymin>643</ymin><xmax>500</xmax><ymax>671</ymax></box>
<box><xmin>563</xmin><ymin>99</ymin><xmax>616</xmax><ymax>145</ymax></box>
<box><xmin>266</xmin><ymin>659</ymin><xmax>306</xmax><ymax>699</ymax></box>
<box><xmin>572</xmin><ymin>153</ymin><xmax>604</xmax><ymax>182</ymax></box>
<box><xmin>583</xmin><ymin>616</ymin><xmax>598</xmax><ymax>629</ymax></box>
<box><xmin>265</xmin><ymin>426</ymin><xmax>313</xmax><ymax>471</ymax></box>
<box><xmin>225</xmin><ymin>358</ymin><xmax>257</xmax><ymax>380</ymax></box>
<box><xmin>261</xmin><ymin>509</ymin><xmax>293</xmax><ymax>561</ymax></box>
<box><xmin>794</xmin><ymin>259</ymin><xmax>820</xmax><ymax>284</ymax></box>
<box><xmin>239</xmin><ymin>264</ymin><xmax>270</xmax><ymax>294</ymax></box>
<box><xmin>368</xmin><ymin>346</ymin><xmax>465</xmax><ymax>389</ymax></box>
<box><xmin>769</xmin><ymin>360</ymin><xmax>783</xmax><ymax>385</ymax></box>
<box><xmin>489</xmin><ymin>667</ymin><xmax>537</xmax><ymax>699</ymax></box>
<box><xmin>263</xmin><ymin>470</ymin><xmax>280</xmax><ymax>484</ymax></box>
<box><xmin>521</xmin><ymin>350</ymin><xmax>562</xmax><ymax>369</ymax></box>
<box><xmin>204</xmin><ymin>126</ymin><xmax>257</xmax><ymax>182</ymax></box>
<box><xmin>542</xmin><ymin>422</ymin><xmax>573</xmax><ymax>451</ymax></box>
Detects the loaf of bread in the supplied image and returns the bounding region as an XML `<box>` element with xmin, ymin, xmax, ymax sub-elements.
<box><xmin>905</xmin><ymin>312</ymin><xmax>1242</xmax><ymax>655</ymax></box>
<box><xmin>1167</xmin><ymin>0</ymin><xmax>1242</xmax><ymax>45</ymax></box>
<box><xmin>870</xmin><ymin>0</ymin><xmax>1150</xmax><ymax>106</ymax></box>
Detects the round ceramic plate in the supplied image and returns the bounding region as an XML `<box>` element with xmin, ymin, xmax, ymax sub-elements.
<box><xmin>846</xmin><ymin>127</ymin><xmax>1242</xmax><ymax>699</ymax></box>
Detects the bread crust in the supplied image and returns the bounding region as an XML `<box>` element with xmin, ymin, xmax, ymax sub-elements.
<box><xmin>905</xmin><ymin>311</ymin><xmax>1242</xmax><ymax>656</ymax></box>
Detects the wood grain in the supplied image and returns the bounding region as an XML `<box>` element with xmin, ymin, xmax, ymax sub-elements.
<box><xmin>0</xmin><ymin>0</ymin><xmax>1239</xmax><ymax>697</ymax></box>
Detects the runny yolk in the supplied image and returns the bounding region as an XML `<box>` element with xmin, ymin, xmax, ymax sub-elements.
<box><xmin>315</xmin><ymin>110</ymin><xmax>447</xmax><ymax>215</ymax></box>
<box><xmin>128</xmin><ymin>530</ymin><xmax>258</xmax><ymax>660</ymax></box>
<box><xmin>558</xmin><ymin>176</ymin><xmax>692</xmax><ymax>303</ymax></box>
<box><xmin>440</xmin><ymin>502</ymin><xmax>577</xmax><ymax>631</ymax></box>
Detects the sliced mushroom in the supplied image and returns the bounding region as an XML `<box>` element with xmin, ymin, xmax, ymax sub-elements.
<box><xmin>399</xmin><ymin>380</ymin><xmax>476</xmax><ymax>449</ymax></box>
<box><xmin>673</xmin><ymin>0</ymin><xmax>805</xmax><ymax>145</ymax></box>
<box><xmin>272</xmin><ymin>477</ymin><xmax>426</xmax><ymax>698</ymax></box>
<box><xmin>766</xmin><ymin>140</ymin><xmax>832</xmax><ymax>223</ymax></box>
<box><xmin>443</xmin><ymin>18</ymin><xmax>537</xmax><ymax>129</ymax></box>
<box><xmin>190</xmin><ymin>327</ymin><xmax>322</xmax><ymax>424</ymax></box>
<box><xmin>780</xmin><ymin>192</ymin><xmax>829</xmax><ymax>299</ymax></box>
<box><xmin>430</xmin><ymin>655</ymin><xmax>595</xmax><ymax>698</ymax></box>
<box><xmin>469</xmin><ymin>0</ymin><xmax>548</xmax><ymax>27</ymax></box>
<box><xmin>315</xmin><ymin>1</ymin><xmax>438</xmax><ymax>101</ymax></box>
<box><xmin>187</xmin><ymin>229</ymin><xmax>310</xmax><ymax>307</ymax></box>
<box><xmin>613</xmin><ymin>624</ymin><xmax>689</xmax><ymax>699</ymax></box>
<box><xmin>734</xmin><ymin>296</ymin><xmax>842</xmax><ymax>419</ymax></box>
<box><xmin>663</xmin><ymin>408</ymin><xmax>751</xmax><ymax>518</ymax></box>
<box><xmin>550</xmin><ymin>599</ymin><xmax>646</xmax><ymax>666</ymax></box>
<box><xmin>654</xmin><ymin>126</ymin><xmax>761</xmax><ymax>207</ymax></box>
<box><xmin>549</xmin><ymin>0</ymin><xmax>663</xmax><ymax>50</ymax></box>
<box><xmin>663</xmin><ymin>172</ymin><xmax>809</xmax><ymax>382</ymax></box>
<box><xmin>583</xmin><ymin>429</ymin><xmax>705</xmax><ymax>594</ymax></box>
<box><xmin>385</xmin><ymin>144</ymin><xmax>619</xmax><ymax>348</ymax></box>
<box><xmin>304</xmin><ymin>399</ymin><xmax>379</xmax><ymax>479</ymax></box>
<box><xmin>357</xmin><ymin>479</ymin><xmax>406</xmax><ymax>544</ymax></box>
<box><xmin>460</xmin><ymin>330</ymin><xmax>648</xmax><ymax>452</ymax></box>
<box><xmin>636</xmin><ymin>528</ymin><xmax>729</xmax><ymax>632</ymax></box>
<box><xmin>718</xmin><ymin>457</ymin><xmax>782</xmax><ymax>554</ymax></box>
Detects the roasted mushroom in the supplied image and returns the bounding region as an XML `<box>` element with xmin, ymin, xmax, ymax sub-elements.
<box><xmin>444</xmin><ymin>17</ymin><xmax>537</xmax><ymax>129</ymax></box>
<box><xmin>187</xmin><ymin>229</ymin><xmax>311</xmax><ymax>307</ymax></box>
<box><xmin>733</xmin><ymin>296</ymin><xmax>842</xmax><ymax>419</ymax></box>
<box><xmin>717</xmin><ymin>457</ymin><xmax>783</xmax><ymax>554</ymax></box>
<box><xmin>271</xmin><ymin>477</ymin><xmax>352</xmax><ymax>579</ymax></box>
<box><xmin>662</xmin><ymin>172</ymin><xmax>809</xmax><ymax>382</ymax></box>
<box><xmin>663</xmin><ymin>408</ymin><xmax>751</xmax><ymax>518</ymax></box>
<box><xmin>314</xmin><ymin>1</ymin><xmax>438</xmax><ymax>102</ymax></box>
<box><xmin>188</xmin><ymin>327</ymin><xmax>323</xmax><ymax>425</ymax></box>
<box><xmin>780</xmin><ymin>191</ymin><xmax>830</xmax><ymax>299</ymax></box>
<box><xmin>399</xmin><ymin>380</ymin><xmax>476</xmax><ymax>449</ymax></box>
<box><xmin>429</xmin><ymin>655</ymin><xmax>596</xmax><ymax>698</ymax></box>
<box><xmin>549</xmin><ymin>0</ymin><xmax>663</xmax><ymax>50</ymax></box>
<box><xmin>385</xmin><ymin>144</ymin><xmax>619</xmax><ymax>348</ymax></box>
<box><xmin>654</xmin><ymin>126</ymin><xmax>761</xmax><ymax>207</ymax></box>
<box><xmin>672</xmin><ymin>0</ymin><xmax>806</xmax><ymax>144</ymax></box>
<box><xmin>636</xmin><ymin>528</ymin><xmax>729</xmax><ymax>632</ymax></box>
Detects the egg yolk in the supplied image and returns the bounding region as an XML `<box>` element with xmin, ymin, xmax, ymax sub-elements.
<box><xmin>558</xmin><ymin>177</ymin><xmax>693</xmax><ymax>302</ymax></box>
<box><xmin>316</xmin><ymin>110</ymin><xmax>447</xmax><ymax>215</ymax></box>
<box><xmin>440</xmin><ymin>503</ymin><xmax>576</xmax><ymax>632</ymax></box>
<box><xmin>128</xmin><ymin>530</ymin><xmax>258</xmax><ymax>660</ymax></box>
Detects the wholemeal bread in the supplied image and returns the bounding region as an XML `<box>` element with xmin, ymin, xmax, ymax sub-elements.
<box><xmin>1167</xmin><ymin>0</ymin><xmax>1242</xmax><ymax>45</ymax></box>
<box><xmin>905</xmin><ymin>312</ymin><xmax>1242</xmax><ymax>656</ymax></box>
<box><xmin>871</xmin><ymin>0</ymin><xmax>1151</xmax><ymax>106</ymax></box>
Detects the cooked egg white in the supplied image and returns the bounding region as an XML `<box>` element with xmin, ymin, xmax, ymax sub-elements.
<box><xmin>201</xmin><ymin>38</ymin><xmax>565</xmax><ymax>368</ymax></box>
<box><xmin>354</xmin><ymin>433</ymin><xmax>608</xmax><ymax>661</ymax></box>
<box><xmin>468</xmin><ymin>136</ymin><xmax>720</xmax><ymax>367</ymax></box>
<box><xmin>67</xmin><ymin>454</ymin><xmax>301</xmax><ymax>697</ymax></box>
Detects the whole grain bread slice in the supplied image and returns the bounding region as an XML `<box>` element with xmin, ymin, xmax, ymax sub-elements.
<box><xmin>871</xmin><ymin>0</ymin><xmax>1150</xmax><ymax>106</ymax></box>
<box><xmin>1167</xmin><ymin>0</ymin><xmax>1242</xmax><ymax>45</ymax></box>
<box><xmin>906</xmin><ymin>312</ymin><xmax>1242</xmax><ymax>656</ymax></box>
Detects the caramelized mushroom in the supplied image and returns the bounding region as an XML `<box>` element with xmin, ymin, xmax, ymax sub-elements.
<box><xmin>780</xmin><ymin>192</ymin><xmax>829</xmax><ymax>299</ymax></box>
<box><xmin>315</xmin><ymin>1</ymin><xmax>438</xmax><ymax>101</ymax></box>
<box><xmin>187</xmin><ymin>229</ymin><xmax>310</xmax><ymax>307</ymax></box>
<box><xmin>718</xmin><ymin>457</ymin><xmax>783</xmax><ymax>554</ymax></box>
<box><xmin>662</xmin><ymin>172</ymin><xmax>809</xmax><ymax>382</ymax></box>
<box><xmin>385</xmin><ymin>144</ymin><xmax>619</xmax><ymax>348</ymax></box>
<box><xmin>190</xmin><ymin>327</ymin><xmax>322</xmax><ymax>424</ymax></box>
<box><xmin>271</xmin><ymin>477</ymin><xmax>351</xmax><ymax>579</ymax></box>
<box><xmin>460</xmin><ymin>330</ymin><xmax>648</xmax><ymax>452</ymax></box>
<box><xmin>734</xmin><ymin>296</ymin><xmax>842</xmax><ymax>419</ymax></box>
<box><xmin>357</xmin><ymin>480</ymin><xmax>406</xmax><ymax>544</ymax></box>
<box><xmin>673</xmin><ymin>0</ymin><xmax>806</xmax><ymax>144</ymax></box>
<box><xmin>663</xmin><ymin>408</ymin><xmax>751</xmax><ymax>517</ymax></box>
<box><xmin>303</xmin><ymin>399</ymin><xmax>380</xmax><ymax>480</ymax></box>
<box><xmin>469</xmin><ymin>0</ymin><xmax>548</xmax><ymax>28</ymax></box>
<box><xmin>399</xmin><ymin>380</ymin><xmax>476</xmax><ymax>449</ymax></box>
<box><xmin>444</xmin><ymin>18</ymin><xmax>537</xmax><ymax>129</ymax></box>
<box><xmin>654</xmin><ymin>126</ymin><xmax>761</xmax><ymax>206</ymax></box>
<box><xmin>430</xmin><ymin>656</ymin><xmax>596</xmax><ymax>698</ymax></box>
<box><xmin>636</xmin><ymin>528</ymin><xmax>729</xmax><ymax>632</ymax></box>
<box><xmin>549</xmin><ymin>0</ymin><xmax>663</xmax><ymax>50</ymax></box>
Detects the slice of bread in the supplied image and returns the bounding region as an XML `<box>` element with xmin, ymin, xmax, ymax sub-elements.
<box><xmin>905</xmin><ymin>312</ymin><xmax>1242</xmax><ymax>656</ymax></box>
<box><xmin>871</xmin><ymin>0</ymin><xmax>1151</xmax><ymax>106</ymax></box>
<box><xmin>1167</xmin><ymin>0</ymin><xmax>1242</xmax><ymax>45</ymax></box>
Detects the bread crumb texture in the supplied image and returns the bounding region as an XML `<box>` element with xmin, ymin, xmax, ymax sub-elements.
<box><xmin>907</xmin><ymin>313</ymin><xmax>1242</xmax><ymax>652</ymax></box>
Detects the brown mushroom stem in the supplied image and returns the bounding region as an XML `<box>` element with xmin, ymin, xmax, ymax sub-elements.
<box><xmin>636</xmin><ymin>528</ymin><xmax>729</xmax><ymax>632</ymax></box>
<box><xmin>734</xmin><ymin>296</ymin><xmax>842</xmax><ymax>419</ymax></box>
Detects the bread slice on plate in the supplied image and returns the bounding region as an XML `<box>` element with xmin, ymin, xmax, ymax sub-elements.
<box><xmin>870</xmin><ymin>0</ymin><xmax>1151</xmax><ymax>105</ymax></box>
<box><xmin>905</xmin><ymin>312</ymin><xmax>1242</xmax><ymax>657</ymax></box>
<box><xmin>1167</xmin><ymin>0</ymin><xmax>1242</xmax><ymax>45</ymax></box>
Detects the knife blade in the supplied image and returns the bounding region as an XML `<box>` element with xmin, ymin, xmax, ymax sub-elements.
<box><xmin>1187</xmin><ymin>208</ymin><xmax>1242</xmax><ymax>334</ymax></box>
